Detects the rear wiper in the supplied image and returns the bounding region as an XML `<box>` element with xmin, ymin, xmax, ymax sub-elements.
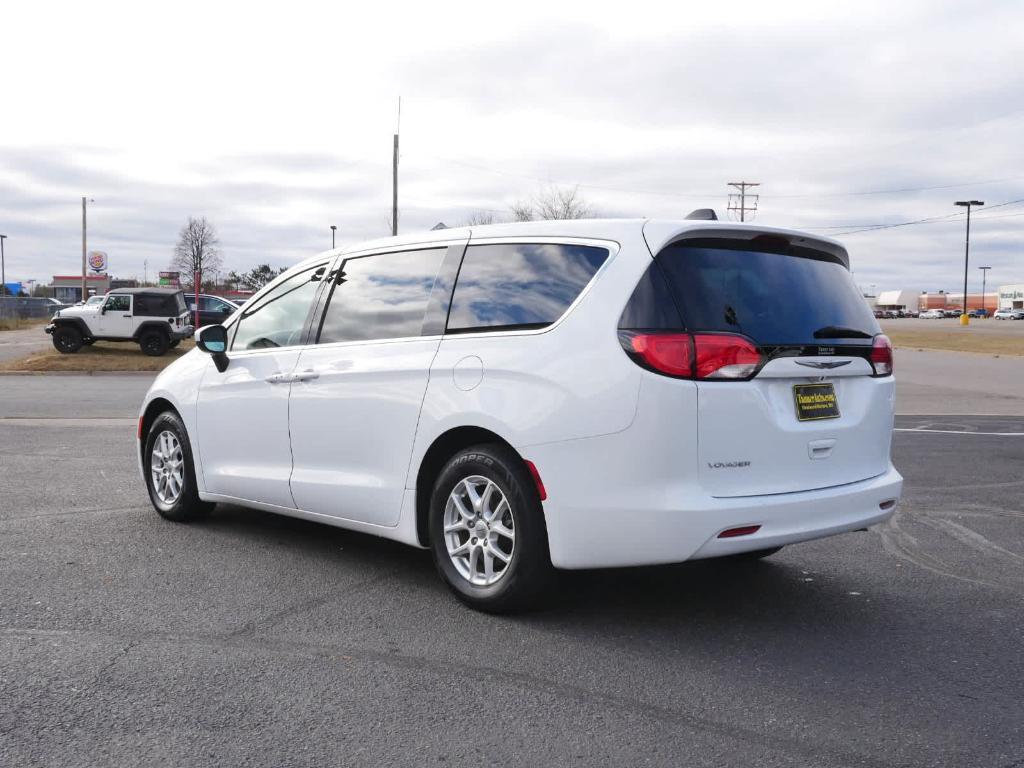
<box><xmin>813</xmin><ymin>325</ymin><xmax>873</xmax><ymax>339</ymax></box>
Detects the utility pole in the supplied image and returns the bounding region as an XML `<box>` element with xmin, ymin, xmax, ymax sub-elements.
<box><xmin>979</xmin><ymin>266</ymin><xmax>991</xmax><ymax>317</ymax></box>
<box><xmin>144</xmin><ymin>259</ymin><xmax>148</xmax><ymax>285</ymax></box>
<box><xmin>0</xmin><ymin>235</ymin><xmax>6</xmax><ymax>297</ymax></box>
<box><xmin>392</xmin><ymin>97</ymin><xmax>400</xmax><ymax>236</ymax></box>
<box><xmin>81</xmin><ymin>197</ymin><xmax>87</xmax><ymax>302</ymax></box>
<box><xmin>330</xmin><ymin>224</ymin><xmax>337</xmax><ymax>249</ymax></box>
<box><xmin>727</xmin><ymin>181</ymin><xmax>760</xmax><ymax>222</ymax></box>
<box><xmin>955</xmin><ymin>200</ymin><xmax>984</xmax><ymax>325</ymax></box>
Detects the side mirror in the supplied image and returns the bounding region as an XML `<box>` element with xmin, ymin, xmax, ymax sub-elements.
<box><xmin>100</xmin><ymin>305</ymin><xmax>108</xmax><ymax>314</ymax></box>
<box><xmin>195</xmin><ymin>325</ymin><xmax>229</xmax><ymax>372</ymax></box>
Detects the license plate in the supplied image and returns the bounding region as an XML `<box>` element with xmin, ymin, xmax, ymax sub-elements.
<box><xmin>793</xmin><ymin>382</ymin><xmax>840</xmax><ymax>421</ymax></box>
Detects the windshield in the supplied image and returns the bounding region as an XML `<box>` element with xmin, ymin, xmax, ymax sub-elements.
<box><xmin>656</xmin><ymin>239</ymin><xmax>880</xmax><ymax>345</ymax></box>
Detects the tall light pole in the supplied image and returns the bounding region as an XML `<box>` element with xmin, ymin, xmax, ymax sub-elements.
<box><xmin>955</xmin><ymin>200</ymin><xmax>984</xmax><ymax>325</ymax></box>
<box><xmin>0</xmin><ymin>235</ymin><xmax>7</xmax><ymax>298</ymax></box>
<box><xmin>979</xmin><ymin>266</ymin><xmax>991</xmax><ymax>317</ymax></box>
<box><xmin>81</xmin><ymin>197</ymin><xmax>95</xmax><ymax>302</ymax></box>
<box><xmin>330</xmin><ymin>224</ymin><xmax>337</xmax><ymax>249</ymax></box>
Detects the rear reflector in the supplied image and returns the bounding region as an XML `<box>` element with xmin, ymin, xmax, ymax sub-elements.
<box><xmin>718</xmin><ymin>525</ymin><xmax>761</xmax><ymax>538</ymax></box>
<box><xmin>879</xmin><ymin>499</ymin><xmax>897</xmax><ymax>510</ymax></box>
<box><xmin>871</xmin><ymin>334</ymin><xmax>894</xmax><ymax>376</ymax></box>
<box><xmin>620</xmin><ymin>331</ymin><xmax>762</xmax><ymax>380</ymax></box>
<box><xmin>524</xmin><ymin>460</ymin><xmax>547</xmax><ymax>501</ymax></box>
<box><xmin>137</xmin><ymin>416</ymin><xmax>144</xmax><ymax>440</ymax></box>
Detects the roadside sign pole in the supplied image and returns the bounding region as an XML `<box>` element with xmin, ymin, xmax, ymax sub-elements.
<box><xmin>194</xmin><ymin>271</ymin><xmax>201</xmax><ymax>331</ymax></box>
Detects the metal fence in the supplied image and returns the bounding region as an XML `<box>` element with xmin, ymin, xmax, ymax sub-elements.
<box><xmin>0</xmin><ymin>297</ymin><xmax>65</xmax><ymax>320</ymax></box>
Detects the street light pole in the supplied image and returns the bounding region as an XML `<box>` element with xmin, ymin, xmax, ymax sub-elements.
<box><xmin>0</xmin><ymin>235</ymin><xmax>7</xmax><ymax>298</ymax></box>
<box><xmin>955</xmin><ymin>200</ymin><xmax>984</xmax><ymax>325</ymax></box>
<box><xmin>330</xmin><ymin>225</ymin><xmax>337</xmax><ymax>249</ymax></box>
<box><xmin>979</xmin><ymin>266</ymin><xmax>991</xmax><ymax>317</ymax></box>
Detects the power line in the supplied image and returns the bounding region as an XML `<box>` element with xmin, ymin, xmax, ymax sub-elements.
<box><xmin>823</xmin><ymin>197</ymin><xmax>1024</xmax><ymax>235</ymax></box>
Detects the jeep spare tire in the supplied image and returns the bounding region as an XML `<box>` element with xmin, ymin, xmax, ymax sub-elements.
<box><xmin>140</xmin><ymin>330</ymin><xmax>170</xmax><ymax>356</ymax></box>
<box><xmin>52</xmin><ymin>325</ymin><xmax>83</xmax><ymax>354</ymax></box>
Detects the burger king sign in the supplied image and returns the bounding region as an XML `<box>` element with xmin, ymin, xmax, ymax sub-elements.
<box><xmin>87</xmin><ymin>251</ymin><xmax>107</xmax><ymax>274</ymax></box>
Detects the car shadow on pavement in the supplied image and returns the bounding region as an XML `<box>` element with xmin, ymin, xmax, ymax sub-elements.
<box><xmin>202</xmin><ymin>503</ymin><xmax>888</xmax><ymax>637</ymax></box>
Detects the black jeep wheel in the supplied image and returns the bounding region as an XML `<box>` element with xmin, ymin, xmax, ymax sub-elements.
<box><xmin>168</xmin><ymin>339</ymin><xmax>181</xmax><ymax>349</ymax></box>
<box><xmin>139</xmin><ymin>329</ymin><xmax>170</xmax><ymax>356</ymax></box>
<box><xmin>52</xmin><ymin>325</ymin><xmax>83</xmax><ymax>354</ymax></box>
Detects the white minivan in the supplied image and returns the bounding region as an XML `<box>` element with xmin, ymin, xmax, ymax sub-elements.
<box><xmin>138</xmin><ymin>218</ymin><xmax>902</xmax><ymax>611</ymax></box>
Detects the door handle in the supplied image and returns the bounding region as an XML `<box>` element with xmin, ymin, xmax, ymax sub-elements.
<box><xmin>264</xmin><ymin>372</ymin><xmax>288</xmax><ymax>384</ymax></box>
<box><xmin>292</xmin><ymin>369</ymin><xmax>320</xmax><ymax>382</ymax></box>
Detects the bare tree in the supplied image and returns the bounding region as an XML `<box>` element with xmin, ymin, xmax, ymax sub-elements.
<box><xmin>508</xmin><ymin>185</ymin><xmax>593</xmax><ymax>221</ymax></box>
<box><xmin>171</xmin><ymin>217</ymin><xmax>223</xmax><ymax>289</ymax></box>
<box><xmin>462</xmin><ymin>210</ymin><xmax>498</xmax><ymax>226</ymax></box>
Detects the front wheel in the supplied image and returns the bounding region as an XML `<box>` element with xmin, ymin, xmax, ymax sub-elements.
<box><xmin>51</xmin><ymin>325</ymin><xmax>83</xmax><ymax>353</ymax></box>
<box><xmin>429</xmin><ymin>444</ymin><xmax>552</xmax><ymax>613</ymax></box>
<box><xmin>144</xmin><ymin>411</ymin><xmax>214</xmax><ymax>522</ymax></box>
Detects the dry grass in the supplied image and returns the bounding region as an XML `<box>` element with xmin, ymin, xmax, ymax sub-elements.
<box><xmin>886</xmin><ymin>328</ymin><xmax>1024</xmax><ymax>356</ymax></box>
<box><xmin>0</xmin><ymin>317</ymin><xmax>49</xmax><ymax>332</ymax></box>
<box><xmin>0</xmin><ymin>339</ymin><xmax>196</xmax><ymax>372</ymax></box>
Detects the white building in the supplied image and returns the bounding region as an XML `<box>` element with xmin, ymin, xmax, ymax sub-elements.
<box><xmin>875</xmin><ymin>289</ymin><xmax>923</xmax><ymax>312</ymax></box>
<box><xmin>998</xmin><ymin>284</ymin><xmax>1024</xmax><ymax>310</ymax></box>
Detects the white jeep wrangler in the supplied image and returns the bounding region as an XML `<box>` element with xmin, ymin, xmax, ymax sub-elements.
<box><xmin>45</xmin><ymin>288</ymin><xmax>194</xmax><ymax>356</ymax></box>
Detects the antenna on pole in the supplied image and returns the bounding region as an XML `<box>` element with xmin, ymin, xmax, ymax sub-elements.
<box><xmin>727</xmin><ymin>181</ymin><xmax>760</xmax><ymax>222</ymax></box>
<box><xmin>392</xmin><ymin>97</ymin><xmax>401</xmax><ymax>236</ymax></box>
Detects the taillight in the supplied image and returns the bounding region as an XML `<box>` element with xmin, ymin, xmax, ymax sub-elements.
<box><xmin>870</xmin><ymin>334</ymin><xmax>894</xmax><ymax>376</ymax></box>
<box><xmin>692</xmin><ymin>334</ymin><xmax>761</xmax><ymax>379</ymax></box>
<box><xmin>620</xmin><ymin>332</ymin><xmax>762</xmax><ymax>380</ymax></box>
<box><xmin>623</xmin><ymin>333</ymin><xmax>694</xmax><ymax>376</ymax></box>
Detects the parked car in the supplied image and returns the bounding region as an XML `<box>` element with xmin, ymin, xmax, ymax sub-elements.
<box><xmin>968</xmin><ymin>309</ymin><xmax>989</xmax><ymax>318</ymax></box>
<box><xmin>46</xmin><ymin>287</ymin><xmax>193</xmax><ymax>355</ymax></box>
<box><xmin>137</xmin><ymin>218</ymin><xmax>902</xmax><ymax>612</ymax></box>
<box><xmin>920</xmin><ymin>309</ymin><xmax>945</xmax><ymax>319</ymax></box>
<box><xmin>993</xmin><ymin>309</ymin><xmax>1024</xmax><ymax>320</ymax></box>
<box><xmin>184</xmin><ymin>294</ymin><xmax>240</xmax><ymax>328</ymax></box>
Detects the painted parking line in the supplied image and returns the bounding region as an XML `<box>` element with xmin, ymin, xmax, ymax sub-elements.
<box><xmin>894</xmin><ymin>428</ymin><xmax>1024</xmax><ymax>436</ymax></box>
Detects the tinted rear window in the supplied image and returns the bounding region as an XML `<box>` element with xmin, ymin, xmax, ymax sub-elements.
<box><xmin>655</xmin><ymin>239</ymin><xmax>880</xmax><ymax>344</ymax></box>
<box><xmin>447</xmin><ymin>243</ymin><xmax>608</xmax><ymax>333</ymax></box>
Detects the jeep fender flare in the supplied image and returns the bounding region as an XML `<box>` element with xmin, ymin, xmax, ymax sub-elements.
<box><xmin>133</xmin><ymin>321</ymin><xmax>171</xmax><ymax>341</ymax></box>
<box><xmin>50</xmin><ymin>316</ymin><xmax>93</xmax><ymax>339</ymax></box>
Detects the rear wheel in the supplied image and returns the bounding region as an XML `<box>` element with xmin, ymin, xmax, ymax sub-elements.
<box><xmin>52</xmin><ymin>325</ymin><xmax>83</xmax><ymax>353</ymax></box>
<box><xmin>144</xmin><ymin>411</ymin><xmax>214</xmax><ymax>522</ymax></box>
<box><xmin>168</xmin><ymin>339</ymin><xmax>181</xmax><ymax>348</ymax></box>
<box><xmin>139</xmin><ymin>329</ymin><xmax>170</xmax><ymax>356</ymax></box>
<box><xmin>429</xmin><ymin>444</ymin><xmax>551</xmax><ymax>613</ymax></box>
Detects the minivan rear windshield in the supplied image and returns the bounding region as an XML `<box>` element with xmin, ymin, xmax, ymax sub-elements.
<box><xmin>655</xmin><ymin>238</ymin><xmax>880</xmax><ymax>345</ymax></box>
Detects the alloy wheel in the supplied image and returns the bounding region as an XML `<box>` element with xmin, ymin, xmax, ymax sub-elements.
<box><xmin>150</xmin><ymin>430</ymin><xmax>185</xmax><ymax>505</ymax></box>
<box><xmin>443</xmin><ymin>475</ymin><xmax>516</xmax><ymax>586</ymax></box>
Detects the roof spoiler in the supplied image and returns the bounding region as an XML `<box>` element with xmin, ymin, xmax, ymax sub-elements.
<box><xmin>684</xmin><ymin>208</ymin><xmax>718</xmax><ymax>221</ymax></box>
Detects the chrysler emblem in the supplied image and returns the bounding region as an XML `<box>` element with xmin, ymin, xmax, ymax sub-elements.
<box><xmin>795</xmin><ymin>360</ymin><xmax>852</xmax><ymax>370</ymax></box>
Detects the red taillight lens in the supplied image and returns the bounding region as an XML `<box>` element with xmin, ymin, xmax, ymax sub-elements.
<box><xmin>621</xmin><ymin>332</ymin><xmax>762</xmax><ymax>380</ymax></box>
<box><xmin>718</xmin><ymin>524</ymin><xmax>761</xmax><ymax>538</ymax></box>
<box><xmin>626</xmin><ymin>333</ymin><xmax>694</xmax><ymax>377</ymax></box>
<box><xmin>693</xmin><ymin>334</ymin><xmax>762</xmax><ymax>380</ymax></box>
<box><xmin>871</xmin><ymin>334</ymin><xmax>893</xmax><ymax>376</ymax></box>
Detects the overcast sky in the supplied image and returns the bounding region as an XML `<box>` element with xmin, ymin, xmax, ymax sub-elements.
<box><xmin>1</xmin><ymin>0</ymin><xmax>1022</xmax><ymax>293</ymax></box>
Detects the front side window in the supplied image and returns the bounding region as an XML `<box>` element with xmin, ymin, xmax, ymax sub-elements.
<box><xmin>231</xmin><ymin>264</ymin><xmax>326</xmax><ymax>350</ymax></box>
<box><xmin>446</xmin><ymin>243</ymin><xmax>609</xmax><ymax>333</ymax></box>
<box><xmin>317</xmin><ymin>248</ymin><xmax>445</xmax><ymax>344</ymax></box>
<box><xmin>105</xmin><ymin>295</ymin><xmax>131</xmax><ymax>313</ymax></box>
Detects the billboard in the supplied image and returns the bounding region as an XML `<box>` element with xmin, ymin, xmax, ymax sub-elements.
<box><xmin>87</xmin><ymin>250</ymin><xmax>108</xmax><ymax>273</ymax></box>
<box><xmin>158</xmin><ymin>271</ymin><xmax>181</xmax><ymax>288</ymax></box>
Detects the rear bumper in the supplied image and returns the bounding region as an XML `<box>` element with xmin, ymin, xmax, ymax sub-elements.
<box><xmin>170</xmin><ymin>325</ymin><xmax>194</xmax><ymax>340</ymax></box>
<box><xmin>540</xmin><ymin>466</ymin><xmax>902</xmax><ymax>569</ymax></box>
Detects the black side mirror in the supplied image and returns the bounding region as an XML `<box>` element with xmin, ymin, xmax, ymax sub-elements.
<box><xmin>100</xmin><ymin>306</ymin><xmax>108</xmax><ymax>314</ymax></box>
<box><xmin>196</xmin><ymin>325</ymin><xmax>229</xmax><ymax>372</ymax></box>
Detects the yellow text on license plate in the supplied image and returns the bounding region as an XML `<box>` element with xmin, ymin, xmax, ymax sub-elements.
<box><xmin>793</xmin><ymin>383</ymin><xmax>840</xmax><ymax>421</ymax></box>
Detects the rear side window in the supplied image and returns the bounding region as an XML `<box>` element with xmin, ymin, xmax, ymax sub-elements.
<box><xmin>655</xmin><ymin>238</ymin><xmax>880</xmax><ymax>345</ymax></box>
<box><xmin>447</xmin><ymin>243</ymin><xmax>608</xmax><ymax>333</ymax></box>
<box><xmin>317</xmin><ymin>248</ymin><xmax>446</xmax><ymax>344</ymax></box>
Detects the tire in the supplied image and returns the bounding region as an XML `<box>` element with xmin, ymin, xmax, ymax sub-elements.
<box><xmin>82</xmin><ymin>339</ymin><xmax>96</xmax><ymax>346</ymax></box>
<box><xmin>168</xmin><ymin>339</ymin><xmax>181</xmax><ymax>348</ymax></box>
<box><xmin>429</xmin><ymin>443</ymin><xmax>552</xmax><ymax>613</ymax></box>
<box><xmin>143</xmin><ymin>410</ymin><xmax>214</xmax><ymax>522</ymax></box>
<box><xmin>139</xmin><ymin>329</ymin><xmax>170</xmax><ymax>356</ymax></box>
<box><xmin>726</xmin><ymin>546</ymin><xmax>783</xmax><ymax>561</ymax></box>
<box><xmin>51</xmin><ymin>325</ymin><xmax>83</xmax><ymax>354</ymax></box>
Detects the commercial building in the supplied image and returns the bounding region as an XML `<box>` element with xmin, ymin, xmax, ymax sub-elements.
<box><xmin>875</xmin><ymin>289</ymin><xmax>922</xmax><ymax>313</ymax></box>
<box><xmin>999</xmin><ymin>284</ymin><xmax>1024</xmax><ymax>310</ymax></box>
<box><xmin>50</xmin><ymin>275</ymin><xmax>110</xmax><ymax>304</ymax></box>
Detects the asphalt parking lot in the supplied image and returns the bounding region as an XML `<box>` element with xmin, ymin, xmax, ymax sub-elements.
<box><xmin>1</xmin><ymin>375</ymin><xmax>1022</xmax><ymax>767</ymax></box>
